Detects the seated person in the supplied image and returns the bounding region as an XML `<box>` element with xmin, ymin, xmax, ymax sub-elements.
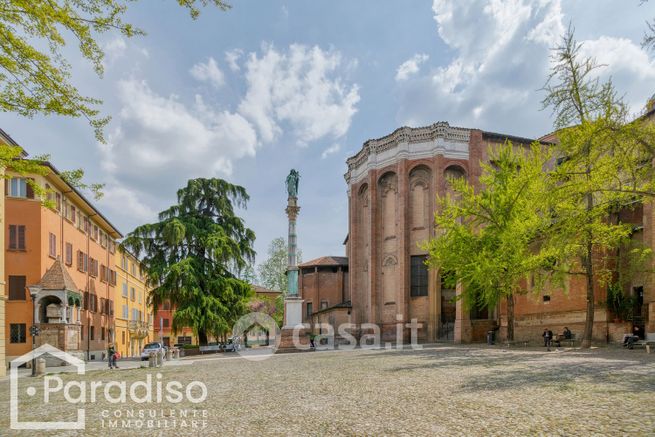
<box><xmin>623</xmin><ymin>333</ymin><xmax>640</xmax><ymax>348</ymax></box>
<box><xmin>563</xmin><ymin>327</ymin><xmax>572</xmax><ymax>340</ymax></box>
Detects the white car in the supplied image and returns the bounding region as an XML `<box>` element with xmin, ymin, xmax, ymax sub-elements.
<box><xmin>140</xmin><ymin>342</ymin><xmax>166</xmax><ymax>361</ymax></box>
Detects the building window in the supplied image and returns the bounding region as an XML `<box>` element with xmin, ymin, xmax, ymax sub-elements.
<box><xmin>77</xmin><ymin>251</ymin><xmax>88</xmax><ymax>272</ymax></box>
<box><xmin>163</xmin><ymin>337</ymin><xmax>170</xmax><ymax>347</ymax></box>
<box><xmin>55</xmin><ymin>193</ymin><xmax>61</xmax><ymax>211</ymax></box>
<box><xmin>122</xmin><ymin>331</ymin><xmax>126</xmax><ymax>345</ymax></box>
<box><xmin>320</xmin><ymin>300</ymin><xmax>328</xmax><ymax>310</ymax></box>
<box><xmin>177</xmin><ymin>336</ymin><xmax>192</xmax><ymax>345</ymax></box>
<box><xmin>131</xmin><ymin>263</ymin><xmax>136</xmax><ymax>276</ymax></box>
<box><xmin>130</xmin><ymin>287</ymin><xmax>135</xmax><ymax>301</ymax></box>
<box><xmin>122</xmin><ymin>305</ymin><xmax>128</xmax><ymax>319</ymax></box>
<box><xmin>48</xmin><ymin>233</ymin><xmax>56</xmax><ymax>258</ymax></box>
<box><xmin>8</xmin><ymin>275</ymin><xmax>26</xmax><ymax>300</ymax></box>
<box><xmin>162</xmin><ymin>301</ymin><xmax>170</xmax><ymax>310</ymax></box>
<box><xmin>101</xmin><ymin>327</ymin><xmax>106</xmax><ymax>341</ymax></box>
<box><xmin>9</xmin><ymin>177</ymin><xmax>33</xmax><ymax>198</ymax></box>
<box><xmin>543</xmin><ymin>295</ymin><xmax>551</xmax><ymax>303</ymax></box>
<box><xmin>121</xmin><ymin>256</ymin><xmax>128</xmax><ymax>271</ymax></box>
<box><xmin>122</xmin><ymin>283</ymin><xmax>128</xmax><ymax>297</ymax></box>
<box><xmin>70</xmin><ymin>205</ymin><xmax>76</xmax><ymax>223</ymax></box>
<box><xmin>10</xmin><ymin>323</ymin><xmax>27</xmax><ymax>343</ymax></box>
<box><xmin>65</xmin><ymin>243</ymin><xmax>73</xmax><ymax>265</ymax></box>
<box><xmin>92</xmin><ymin>225</ymin><xmax>98</xmax><ymax>241</ymax></box>
<box><xmin>81</xmin><ymin>325</ymin><xmax>84</xmax><ymax>340</ymax></box>
<box><xmin>89</xmin><ymin>258</ymin><xmax>98</xmax><ymax>277</ymax></box>
<box><xmin>306</xmin><ymin>302</ymin><xmax>313</xmax><ymax>319</ymax></box>
<box><xmin>410</xmin><ymin>255</ymin><xmax>429</xmax><ymax>297</ymax></box>
<box><xmin>90</xmin><ymin>326</ymin><xmax>94</xmax><ymax>341</ymax></box>
<box><xmin>138</xmin><ymin>290</ymin><xmax>142</xmax><ymax>304</ymax></box>
<box><xmin>8</xmin><ymin>225</ymin><xmax>26</xmax><ymax>250</ymax></box>
<box><xmin>163</xmin><ymin>318</ymin><xmax>170</xmax><ymax>328</ymax></box>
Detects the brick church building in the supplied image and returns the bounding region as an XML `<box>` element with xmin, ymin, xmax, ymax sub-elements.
<box><xmin>304</xmin><ymin>113</ymin><xmax>655</xmax><ymax>344</ymax></box>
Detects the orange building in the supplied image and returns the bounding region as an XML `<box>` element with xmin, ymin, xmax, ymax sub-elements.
<box><xmin>153</xmin><ymin>301</ymin><xmax>197</xmax><ymax>347</ymax></box>
<box><xmin>4</xmin><ymin>158</ymin><xmax>122</xmax><ymax>363</ymax></box>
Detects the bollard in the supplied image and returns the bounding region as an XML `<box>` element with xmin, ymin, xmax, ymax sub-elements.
<box><xmin>174</xmin><ymin>348</ymin><xmax>180</xmax><ymax>359</ymax></box>
<box><xmin>36</xmin><ymin>357</ymin><xmax>46</xmax><ymax>376</ymax></box>
<box><xmin>166</xmin><ymin>348</ymin><xmax>173</xmax><ymax>361</ymax></box>
<box><xmin>149</xmin><ymin>351</ymin><xmax>157</xmax><ymax>368</ymax></box>
<box><xmin>157</xmin><ymin>350</ymin><xmax>164</xmax><ymax>367</ymax></box>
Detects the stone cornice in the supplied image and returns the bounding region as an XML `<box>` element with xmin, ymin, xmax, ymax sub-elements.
<box><xmin>344</xmin><ymin>122</ymin><xmax>471</xmax><ymax>185</ymax></box>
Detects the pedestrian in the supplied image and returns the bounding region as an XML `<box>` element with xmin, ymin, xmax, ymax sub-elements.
<box><xmin>543</xmin><ymin>328</ymin><xmax>553</xmax><ymax>351</ymax></box>
<box><xmin>309</xmin><ymin>333</ymin><xmax>316</xmax><ymax>349</ymax></box>
<box><xmin>107</xmin><ymin>343</ymin><xmax>118</xmax><ymax>369</ymax></box>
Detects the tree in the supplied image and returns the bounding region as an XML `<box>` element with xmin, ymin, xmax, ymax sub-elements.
<box><xmin>0</xmin><ymin>0</ymin><xmax>229</xmax><ymax>141</ymax></box>
<box><xmin>424</xmin><ymin>143</ymin><xmax>554</xmax><ymax>341</ymax></box>
<box><xmin>122</xmin><ymin>178</ymin><xmax>256</xmax><ymax>346</ymax></box>
<box><xmin>257</xmin><ymin>237</ymin><xmax>302</xmax><ymax>293</ymax></box>
<box><xmin>542</xmin><ymin>26</ymin><xmax>655</xmax><ymax>347</ymax></box>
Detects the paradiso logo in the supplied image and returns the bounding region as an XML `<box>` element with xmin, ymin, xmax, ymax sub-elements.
<box><xmin>10</xmin><ymin>344</ymin><xmax>208</xmax><ymax>431</ymax></box>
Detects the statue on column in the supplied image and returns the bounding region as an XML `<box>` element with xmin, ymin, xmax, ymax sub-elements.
<box><xmin>286</xmin><ymin>169</ymin><xmax>300</xmax><ymax>198</ymax></box>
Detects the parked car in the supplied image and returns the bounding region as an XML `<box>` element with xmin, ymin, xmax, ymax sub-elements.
<box><xmin>222</xmin><ymin>336</ymin><xmax>241</xmax><ymax>352</ymax></box>
<box><xmin>140</xmin><ymin>342</ymin><xmax>166</xmax><ymax>361</ymax></box>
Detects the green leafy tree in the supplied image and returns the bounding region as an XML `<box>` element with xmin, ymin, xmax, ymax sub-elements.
<box><xmin>0</xmin><ymin>0</ymin><xmax>229</xmax><ymax>141</ymax></box>
<box><xmin>424</xmin><ymin>143</ymin><xmax>554</xmax><ymax>341</ymax></box>
<box><xmin>542</xmin><ymin>26</ymin><xmax>655</xmax><ymax>347</ymax></box>
<box><xmin>122</xmin><ymin>178</ymin><xmax>256</xmax><ymax>346</ymax></box>
<box><xmin>257</xmin><ymin>237</ymin><xmax>302</xmax><ymax>293</ymax></box>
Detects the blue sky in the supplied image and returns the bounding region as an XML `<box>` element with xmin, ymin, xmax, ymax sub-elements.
<box><xmin>1</xmin><ymin>0</ymin><xmax>654</xmax><ymax>271</ymax></box>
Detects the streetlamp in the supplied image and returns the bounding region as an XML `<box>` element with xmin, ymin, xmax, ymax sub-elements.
<box><xmin>27</xmin><ymin>285</ymin><xmax>41</xmax><ymax>377</ymax></box>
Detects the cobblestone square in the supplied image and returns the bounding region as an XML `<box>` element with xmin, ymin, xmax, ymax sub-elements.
<box><xmin>1</xmin><ymin>345</ymin><xmax>654</xmax><ymax>436</ymax></box>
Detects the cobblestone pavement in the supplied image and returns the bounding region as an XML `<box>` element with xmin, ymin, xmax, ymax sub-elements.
<box><xmin>1</xmin><ymin>345</ymin><xmax>654</xmax><ymax>436</ymax></box>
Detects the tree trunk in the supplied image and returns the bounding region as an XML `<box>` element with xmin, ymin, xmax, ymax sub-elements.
<box><xmin>581</xmin><ymin>241</ymin><xmax>595</xmax><ymax>348</ymax></box>
<box><xmin>198</xmin><ymin>329</ymin><xmax>208</xmax><ymax>346</ymax></box>
<box><xmin>506</xmin><ymin>294</ymin><xmax>515</xmax><ymax>341</ymax></box>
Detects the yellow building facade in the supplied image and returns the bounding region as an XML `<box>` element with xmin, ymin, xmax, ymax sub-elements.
<box><xmin>114</xmin><ymin>248</ymin><xmax>154</xmax><ymax>358</ymax></box>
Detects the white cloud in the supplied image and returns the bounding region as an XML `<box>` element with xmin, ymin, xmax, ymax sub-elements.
<box><xmin>397</xmin><ymin>0</ymin><xmax>654</xmax><ymax>138</ymax></box>
<box><xmin>238</xmin><ymin>43</ymin><xmax>360</xmax><ymax>145</ymax></box>
<box><xmin>321</xmin><ymin>143</ymin><xmax>341</xmax><ymax>159</ymax></box>
<box><xmin>225</xmin><ymin>48</ymin><xmax>243</xmax><ymax>72</ymax></box>
<box><xmin>100</xmin><ymin>79</ymin><xmax>258</xmax><ymax>202</ymax></box>
<box><xmin>396</xmin><ymin>54</ymin><xmax>429</xmax><ymax>81</ymax></box>
<box><xmin>102</xmin><ymin>37</ymin><xmax>127</xmax><ymax>66</ymax></box>
<box><xmin>190</xmin><ymin>57</ymin><xmax>225</xmax><ymax>88</ymax></box>
<box><xmin>391</xmin><ymin>1</ymin><xmax>559</xmax><ymax>136</ymax></box>
<box><xmin>578</xmin><ymin>36</ymin><xmax>655</xmax><ymax>114</ymax></box>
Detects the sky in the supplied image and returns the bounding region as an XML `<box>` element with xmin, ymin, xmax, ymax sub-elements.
<box><xmin>1</xmin><ymin>0</ymin><xmax>654</xmax><ymax>271</ymax></box>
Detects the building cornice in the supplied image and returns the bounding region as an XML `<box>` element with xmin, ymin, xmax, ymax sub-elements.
<box><xmin>344</xmin><ymin>122</ymin><xmax>471</xmax><ymax>185</ymax></box>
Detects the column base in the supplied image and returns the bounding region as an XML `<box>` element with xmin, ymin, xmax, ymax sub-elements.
<box><xmin>275</xmin><ymin>326</ymin><xmax>312</xmax><ymax>354</ymax></box>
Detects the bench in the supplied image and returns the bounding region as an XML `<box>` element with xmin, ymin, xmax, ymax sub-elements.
<box><xmin>199</xmin><ymin>345</ymin><xmax>221</xmax><ymax>354</ymax></box>
<box><xmin>628</xmin><ymin>340</ymin><xmax>655</xmax><ymax>353</ymax></box>
<box><xmin>503</xmin><ymin>340</ymin><xmax>529</xmax><ymax>348</ymax></box>
<box><xmin>553</xmin><ymin>333</ymin><xmax>577</xmax><ymax>348</ymax></box>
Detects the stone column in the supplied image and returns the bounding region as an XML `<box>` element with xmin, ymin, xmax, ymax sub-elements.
<box><xmin>34</xmin><ymin>302</ymin><xmax>41</xmax><ymax>324</ymax></box>
<box><xmin>62</xmin><ymin>304</ymin><xmax>69</xmax><ymax>324</ymax></box>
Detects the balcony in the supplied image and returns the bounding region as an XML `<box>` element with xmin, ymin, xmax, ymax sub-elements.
<box><xmin>128</xmin><ymin>320</ymin><xmax>150</xmax><ymax>339</ymax></box>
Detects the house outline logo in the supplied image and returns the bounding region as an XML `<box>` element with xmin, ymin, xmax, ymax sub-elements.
<box><xmin>233</xmin><ymin>312</ymin><xmax>281</xmax><ymax>361</ymax></box>
<box><xmin>10</xmin><ymin>343</ymin><xmax>86</xmax><ymax>430</ymax></box>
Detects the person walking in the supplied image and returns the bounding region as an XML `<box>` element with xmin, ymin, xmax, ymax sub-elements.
<box><xmin>107</xmin><ymin>343</ymin><xmax>118</xmax><ymax>369</ymax></box>
<box><xmin>543</xmin><ymin>328</ymin><xmax>553</xmax><ymax>351</ymax></box>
